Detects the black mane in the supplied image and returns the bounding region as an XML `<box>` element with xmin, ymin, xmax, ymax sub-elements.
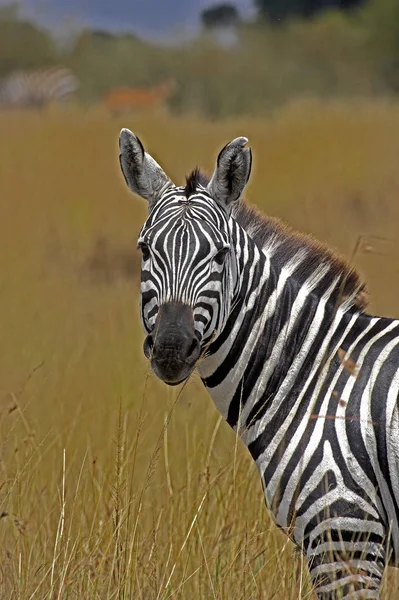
<box><xmin>184</xmin><ymin>168</ymin><xmax>209</xmax><ymax>198</ymax></box>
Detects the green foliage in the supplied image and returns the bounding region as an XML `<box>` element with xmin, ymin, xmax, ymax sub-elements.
<box><xmin>0</xmin><ymin>3</ymin><xmax>59</xmax><ymax>77</ymax></box>
<box><xmin>66</xmin><ymin>30</ymin><xmax>173</xmax><ymax>101</ymax></box>
<box><xmin>255</xmin><ymin>0</ymin><xmax>310</xmax><ymax>22</ymax></box>
<box><xmin>360</xmin><ymin>0</ymin><xmax>399</xmax><ymax>90</ymax></box>
<box><xmin>254</xmin><ymin>0</ymin><xmax>365</xmax><ymax>22</ymax></box>
<box><xmin>200</xmin><ymin>3</ymin><xmax>240</xmax><ymax>29</ymax></box>
<box><xmin>170</xmin><ymin>12</ymin><xmax>372</xmax><ymax>118</ymax></box>
<box><xmin>0</xmin><ymin>0</ymin><xmax>399</xmax><ymax>117</ymax></box>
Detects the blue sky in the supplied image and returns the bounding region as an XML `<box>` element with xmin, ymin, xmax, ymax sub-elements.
<box><xmin>5</xmin><ymin>0</ymin><xmax>255</xmax><ymax>40</ymax></box>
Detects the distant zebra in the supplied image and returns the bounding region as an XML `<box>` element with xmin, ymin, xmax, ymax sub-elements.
<box><xmin>0</xmin><ymin>67</ymin><xmax>79</xmax><ymax>109</ymax></box>
<box><xmin>118</xmin><ymin>130</ymin><xmax>399</xmax><ymax>599</ymax></box>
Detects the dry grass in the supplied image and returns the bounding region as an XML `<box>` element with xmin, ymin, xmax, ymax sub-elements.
<box><xmin>1</xmin><ymin>99</ymin><xmax>399</xmax><ymax>598</ymax></box>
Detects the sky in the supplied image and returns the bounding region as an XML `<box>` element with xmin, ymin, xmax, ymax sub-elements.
<box><xmin>5</xmin><ymin>0</ymin><xmax>256</xmax><ymax>41</ymax></box>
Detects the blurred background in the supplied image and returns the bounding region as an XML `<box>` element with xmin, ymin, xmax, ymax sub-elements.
<box><xmin>1</xmin><ymin>0</ymin><xmax>399</xmax><ymax>598</ymax></box>
<box><xmin>2</xmin><ymin>0</ymin><xmax>399</xmax><ymax>116</ymax></box>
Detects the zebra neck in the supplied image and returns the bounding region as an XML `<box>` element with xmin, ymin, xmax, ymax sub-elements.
<box><xmin>198</xmin><ymin>244</ymin><xmax>353</xmax><ymax>441</ymax></box>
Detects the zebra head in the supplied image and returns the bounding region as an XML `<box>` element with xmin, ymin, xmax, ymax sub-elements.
<box><xmin>119</xmin><ymin>129</ymin><xmax>252</xmax><ymax>385</ymax></box>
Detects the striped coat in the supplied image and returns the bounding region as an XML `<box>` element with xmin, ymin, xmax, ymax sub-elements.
<box><xmin>118</xmin><ymin>129</ymin><xmax>399</xmax><ymax>599</ymax></box>
<box><xmin>0</xmin><ymin>67</ymin><xmax>79</xmax><ymax>109</ymax></box>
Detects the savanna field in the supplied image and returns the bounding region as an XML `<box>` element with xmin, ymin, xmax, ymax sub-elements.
<box><xmin>2</xmin><ymin>100</ymin><xmax>399</xmax><ymax>599</ymax></box>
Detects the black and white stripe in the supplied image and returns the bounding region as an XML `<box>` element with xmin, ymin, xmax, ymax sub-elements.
<box><xmin>119</xmin><ymin>130</ymin><xmax>399</xmax><ymax>599</ymax></box>
<box><xmin>138</xmin><ymin>188</ymin><xmax>234</xmax><ymax>343</ymax></box>
<box><xmin>0</xmin><ymin>67</ymin><xmax>78</xmax><ymax>108</ymax></box>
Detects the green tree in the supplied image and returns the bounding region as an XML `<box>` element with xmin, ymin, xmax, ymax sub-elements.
<box><xmin>0</xmin><ymin>3</ymin><xmax>59</xmax><ymax>76</ymax></box>
<box><xmin>200</xmin><ymin>3</ymin><xmax>240</xmax><ymax>29</ymax></box>
<box><xmin>255</xmin><ymin>0</ymin><xmax>365</xmax><ymax>23</ymax></box>
<box><xmin>67</xmin><ymin>29</ymin><xmax>170</xmax><ymax>100</ymax></box>
<box><xmin>360</xmin><ymin>0</ymin><xmax>399</xmax><ymax>90</ymax></box>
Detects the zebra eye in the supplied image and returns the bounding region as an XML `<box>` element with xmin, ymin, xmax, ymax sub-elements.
<box><xmin>138</xmin><ymin>242</ymin><xmax>150</xmax><ymax>261</ymax></box>
<box><xmin>213</xmin><ymin>246</ymin><xmax>229</xmax><ymax>265</ymax></box>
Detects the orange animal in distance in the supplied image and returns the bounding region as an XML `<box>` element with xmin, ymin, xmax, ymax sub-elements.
<box><xmin>104</xmin><ymin>80</ymin><xmax>176</xmax><ymax>115</ymax></box>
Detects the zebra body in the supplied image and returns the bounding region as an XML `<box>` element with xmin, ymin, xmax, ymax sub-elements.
<box><xmin>0</xmin><ymin>67</ymin><xmax>78</xmax><ymax>109</ymax></box>
<box><xmin>118</xmin><ymin>129</ymin><xmax>399</xmax><ymax>598</ymax></box>
<box><xmin>197</xmin><ymin>214</ymin><xmax>399</xmax><ymax>597</ymax></box>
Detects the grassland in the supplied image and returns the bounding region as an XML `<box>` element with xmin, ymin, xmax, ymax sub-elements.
<box><xmin>1</xmin><ymin>100</ymin><xmax>399</xmax><ymax>598</ymax></box>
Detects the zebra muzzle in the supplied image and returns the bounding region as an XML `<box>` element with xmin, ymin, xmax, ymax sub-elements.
<box><xmin>144</xmin><ymin>302</ymin><xmax>201</xmax><ymax>385</ymax></box>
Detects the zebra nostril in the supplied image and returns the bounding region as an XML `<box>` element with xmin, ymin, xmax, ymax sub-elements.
<box><xmin>143</xmin><ymin>335</ymin><xmax>154</xmax><ymax>358</ymax></box>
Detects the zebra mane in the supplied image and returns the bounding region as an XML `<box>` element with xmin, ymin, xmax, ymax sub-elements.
<box><xmin>185</xmin><ymin>168</ymin><xmax>369</xmax><ymax>313</ymax></box>
<box><xmin>185</xmin><ymin>168</ymin><xmax>209</xmax><ymax>198</ymax></box>
<box><xmin>232</xmin><ymin>200</ymin><xmax>369</xmax><ymax>313</ymax></box>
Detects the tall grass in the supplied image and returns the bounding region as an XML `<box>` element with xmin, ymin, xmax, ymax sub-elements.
<box><xmin>1</xmin><ymin>100</ymin><xmax>399</xmax><ymax>597</ymax></box>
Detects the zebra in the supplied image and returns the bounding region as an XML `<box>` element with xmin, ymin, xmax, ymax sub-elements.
<box><xmin>0</xmin><ymin>66</ymin><xmax>78</xmax><ymax>109</ymax></box>
<box><xmin>118</xmin><ymin>128</ymin><xmax>399</xmax><ymax>599</ymax></box>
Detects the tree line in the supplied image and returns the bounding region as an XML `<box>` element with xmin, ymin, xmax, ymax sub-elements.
<box><xmin>201</xmin><ymin>0</ymin><xmax>365</xmax><ymax>27</ymax></box>
<box><xmin>1</xmin><ymin>0</ymin><xmax>399</xmax><ymax>117</ymax></box>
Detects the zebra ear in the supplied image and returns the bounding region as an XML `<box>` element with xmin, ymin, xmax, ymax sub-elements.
<box><xmin>119</xmin><ymin>129</ymin><xmax>174</xmax><ymax>211</ymax></box>
<box><xmin>207</xmin><ymin>137</ymin><xmax>252</xmax><ymax>213</ymax></box>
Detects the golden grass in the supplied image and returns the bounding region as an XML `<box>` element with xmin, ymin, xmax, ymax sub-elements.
<box><xmin>1</xmin><ymin>99</ymin><xmax>399</xmax><ymax>598</ymax></box>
